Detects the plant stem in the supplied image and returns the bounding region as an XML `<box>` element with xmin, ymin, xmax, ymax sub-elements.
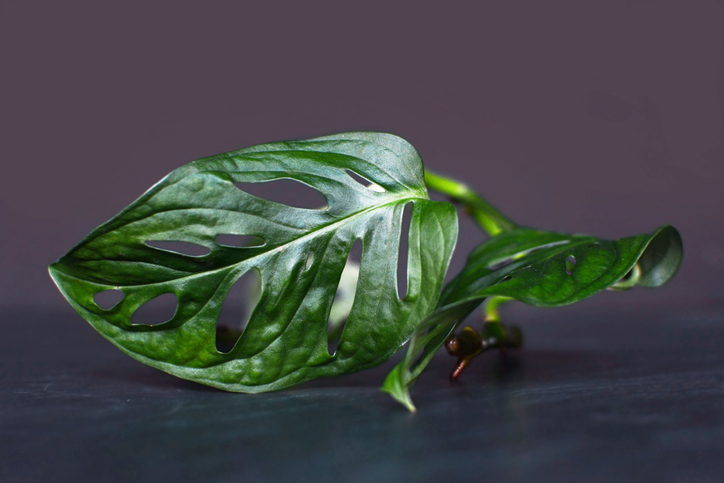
<box><xmin>483</xmin><ymin>296</ymin><xmax>513</xmax><ymax>323</ymax></box>
<box><xmin>424</xmin><ymin>170</ymin><xmax>516</xmax><ymax>236</ymax></box>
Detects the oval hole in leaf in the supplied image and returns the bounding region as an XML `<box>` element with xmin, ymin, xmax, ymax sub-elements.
<box><xmin>94</xmin><ymin>289</ymin><xmax>124</xmax><ymax>310</ymax></box>
<box><xmin>565</xmin><ymin>255</ymin><xmax>577</xmax><ymax>275</ymax></box>
<box><xmin>397</xmin><ymin>202</ymin><xmax>413</xmax><ymax>300</ymax></box>
<box><xmin>345</xmin><ymin>169</ymin><xmax>385</xmax><ymax>192</ymax></box>
<box><xmin>216</xmin><ymin>269</ymin><xmax>261</xmax><ymax>354</ymax></box>
<box><xmin>234</xmin><ymin>179</ymin><xmax>327</xmax><ymax>209</ymax></box>
<box><xmin>328</xmin><ymin>239</ymin><xmax>362</xmax><ymax>356</ymax></box>
<box><xmin>130</xmin><ymin>293</ymin><xmax>178</xmax><ymax>326</ymax></box>
<box><xmin>215</xmin><ymin>234</ymin><xmax>266</xmax><ymax>248</ymax></box>
<box><xmin>146</xmin><ymin>240</ymin><xmax>210</xmax><ymax>257</ymax></box>
<box><xmin>305</xmin><ymin>251</ymin><xmax>315</xmax><ymax>270</ymax></box>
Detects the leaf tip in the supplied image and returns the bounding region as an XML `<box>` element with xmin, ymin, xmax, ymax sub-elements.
<box><xmin>381</xmin><ymin>364</ymin><xmax>417</xmax><ymax>412</ymax></box>
<box><xmin>635</xmin><ymin>224</ymin><xmax>683</xmax><ymax>288</ymax></box>
<box><xmin>383</xmin><ymin>387</ymin><xmax>417</xmax><ymax>413</ymax></box>
<box><xmin>47</xmin><ymin>262</ymin><xmax>61</xmax><ymax>284</ymax></box>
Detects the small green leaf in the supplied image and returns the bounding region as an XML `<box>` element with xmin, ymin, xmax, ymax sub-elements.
<box><xmin>380</xmin><ymin>299</ymin><xmax>480</xmax><ymax>409</ymax></box>
<box><xmin>384</xmin><ymin>224</ymin><xmax>682</xmax><ymax>410</ymax></box>
<box><xmin>381</xmin><ymin>364</ymin><xmax>417</xmax><ymax>412</ymax></box>
<box><xmin>49</xmin><ymin>132</ymin><xmax>458</xmax><ymax>392</ymax></box>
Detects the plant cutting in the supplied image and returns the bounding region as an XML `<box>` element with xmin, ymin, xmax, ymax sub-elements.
<box><xmin>49</xmin><ymin>132</ymin><xmax>682</xmax><ymax>411</ymax></box>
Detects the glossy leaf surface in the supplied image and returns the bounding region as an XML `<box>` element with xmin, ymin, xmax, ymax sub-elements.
<box><xmin>49</xmin><ymin>132</ymin><xmax>458</xmax><ymax>392</ymax></box>
<box><xmin>383</xmin><ymin>225</ymin><xmax>682</xmax><ymax>410</ymax></box>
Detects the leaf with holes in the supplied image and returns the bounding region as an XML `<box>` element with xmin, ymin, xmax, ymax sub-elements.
<box><xmin>382</xmin><ymin>224</ymin><xmax>682</xmax><ymax>410</ymax></box>
<box><xmin>49</xmin><ymin>132</ymin><xmax>458</xmax><ymax>392</ymax></box>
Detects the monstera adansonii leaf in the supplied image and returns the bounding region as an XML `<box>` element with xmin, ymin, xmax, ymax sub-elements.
<box><xmin>382</xmin><ymin>224</ymin><xmax>682</xmax><ymax>410</ymax></box>
<box><xmin>49</xmin><ymin>132</ymin><xmax>458</xmax><ymax>392</ymax></box>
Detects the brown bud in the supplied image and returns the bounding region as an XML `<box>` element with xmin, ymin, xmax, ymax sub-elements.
<box><xmin>456</xmin><ymin>326</ymin><xmax>483</xmax><ymax>356</ymax></box>
<box><xmin>446</xmin><ymin>326</ymin><xmax>484</xmax><ymax>380</ymax></box>
<box><xmin>445</xmin><ymin>336</ymin><xmax>461</xmax><ymax>356</ymax></box>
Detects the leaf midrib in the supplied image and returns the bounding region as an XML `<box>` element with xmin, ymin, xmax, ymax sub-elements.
<box><xmin>57</xmin><ymin>193</ymin><xmax>429</xmax><ymax>288</ymax></box>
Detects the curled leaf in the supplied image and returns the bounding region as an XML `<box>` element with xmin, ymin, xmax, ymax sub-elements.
<box><xmin>383</xmin><ymin>225</ymin><xmax>682</xmax><ymax>410</ymax></box>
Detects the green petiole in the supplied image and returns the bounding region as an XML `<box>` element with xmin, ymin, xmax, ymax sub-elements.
<box><xmin>424</xmin><ymin>170</ymin><xmax>516</xmax><ymax>236</ymax></box>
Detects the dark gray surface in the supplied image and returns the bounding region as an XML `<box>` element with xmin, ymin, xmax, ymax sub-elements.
<box><xmin>3</xmin><ymin>298</ymin><xmax>723</xmax><ymax>482</ymax></box>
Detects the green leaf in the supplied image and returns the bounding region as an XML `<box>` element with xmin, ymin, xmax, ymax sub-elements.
<box><xmin>381</xmin><ymin>299</ymin><xmax>479</xmax><ymax>412</ymax></box>
<box><xmin>383</xmin><ymin>224</ymin><xmax>682</xmax><ymax>410</ymax></box>
<box><xmin>49</xmin><ymin>132</ymin><xmax>458</xmax><ymax>392</ymax></box>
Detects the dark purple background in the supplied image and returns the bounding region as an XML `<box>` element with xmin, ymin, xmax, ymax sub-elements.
<box><xmin>2</xmin><ymin>1</ymin><xmax>723</xmax><ymax>309</ymax></box>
